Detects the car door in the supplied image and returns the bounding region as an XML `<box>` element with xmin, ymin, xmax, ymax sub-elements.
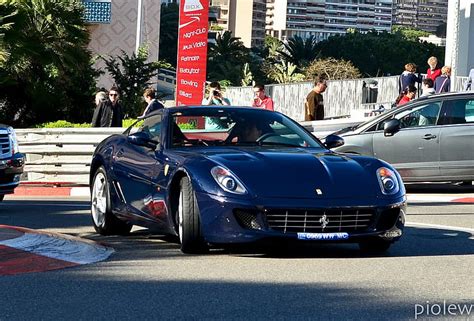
<box><xmin>113</xmin><ymin>114</ymin><xmax>166</xmax><ymax>223</ymax></box>
<box><xmin>372</xmin><ymin>102</ymin><xmax>442</xmax><ymax>181</ymax></box>
<box><xmin>437</xmin><ymin>98</ymin><xmax>474</xmax><ymax>181</ymax></box>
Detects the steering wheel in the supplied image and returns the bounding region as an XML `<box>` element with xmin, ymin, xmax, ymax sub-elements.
<box><xmin>256</xmin><ymin>132</ymin><xmax>279</xmax><ymax>143</ymax></box>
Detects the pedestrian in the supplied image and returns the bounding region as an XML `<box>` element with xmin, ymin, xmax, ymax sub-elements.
<box><xmin>395</xmin><ymin>85</ymin><xmax>417</xmax><ymax>106</ymax></box>
<box><xmin>420</xmin><ymin>78</ymin><xmax>436</xmax><ymax>97</ymax></box>
<box><xmin>139</xmin><ymin>87</ymin><xmax>164</xmax><ymax>118</ymax></box>
<box><xmin>434</xmin><ymin>66</ymin><xmax>451</xmax><ymax>93</ymax></box>
<box><xmin>426</xmin><ymin>56</ymin><xmax>441</xmax><ymax>82</ymax></box>
<box><xmin>305</xmin><ymin>75</ymin><xmax>327</xmax><ymax>121</ymax></box>
<box><xmin>91</xmin><ymin>86</ymin><xmax>123</xmax><ymax>127</ymax></box>
<box><xmin>252</xmin><ymin>84</ymin><xmax>274</xmax><ymax>111</ymax></box>
<box><xmin>94</xmin><ymin>91</ymin><xmax>107</xmax><ymax>107</ymax></box>
<box><xmin>399</xmin><ymin>63</ymin><xmax>422</xmax><ymax>94</ymax></box>
<box><xmin>464</xmin><ymin>68</ymin><xmax>474</xmax><ymax>91</ymax></box>
<box><xmin>202</xmin><ymin>81</ymin><xmax>231</xmax><ymax>106</ymax></box>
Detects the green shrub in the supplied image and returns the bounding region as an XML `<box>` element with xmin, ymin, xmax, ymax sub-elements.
<box><xmin>35</xmin><ymin>120</ymin><xmax>91</xmax><ymax>128</ymax></box>
<box><xmin>178</xmin><ymin>122</ymin><xmax>197</xmax><ymax>130</ymax></box>
<box><xmin>123</xmin><ymin>118</ymin><xmax>142</xmax><ymax>128</ymax></box>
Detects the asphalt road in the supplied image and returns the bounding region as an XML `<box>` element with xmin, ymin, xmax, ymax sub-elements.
<box><xmin>0</xmin><ymin>185</ymin><xmax>472</xmax><ymax>321</ymax></box>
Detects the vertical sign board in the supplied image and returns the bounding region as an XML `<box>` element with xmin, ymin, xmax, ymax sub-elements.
<box><xmin>176</xmin><ymin>0</ymin><xmax>209</xmax><ymax>107</ymax></box>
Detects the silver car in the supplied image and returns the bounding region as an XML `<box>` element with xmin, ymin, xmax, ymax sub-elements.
<box><xmin>332</xmin><ymin>92</ymin><xmax>474</xmax><ymax>183</ymax></box>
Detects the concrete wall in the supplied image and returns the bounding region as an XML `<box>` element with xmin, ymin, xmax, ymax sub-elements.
<box><xmin>87</xmin><ymin>0</ymin><xmax>161</xmax><ymax>90</ymax></box>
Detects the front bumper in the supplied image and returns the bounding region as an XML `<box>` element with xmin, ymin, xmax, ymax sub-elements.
<box><xmin>0</xmin><ymin>153</ymin><xmax>25</xmax><ymax>194</ymax></box>
<box><xmin>196</xmin><ymin>192</ymin><xmax>406</xmax><ymax>244</ymax></box>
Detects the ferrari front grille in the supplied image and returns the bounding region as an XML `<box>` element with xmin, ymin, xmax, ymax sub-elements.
<box><xmin>0</xmin><ymin>133</ymin><xmax>10</xmax><ymax>157</ymax></box>
<box><xmin>265</xmin><ymin>208</ymin><xmax>375</xmax><ymax>233</ymax></box>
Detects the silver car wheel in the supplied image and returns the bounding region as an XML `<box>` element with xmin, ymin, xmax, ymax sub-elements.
<box><xmin>91</xmin><ymin>172</ymin><xmax>107</xmax><ymax>228</ymax></box>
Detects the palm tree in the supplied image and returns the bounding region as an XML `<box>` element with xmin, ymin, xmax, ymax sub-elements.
<box><xmin>0</xmin><ymin>0</ymin><xmax>95</xmax><ymax>126</ymax></box>
<box><xmin>158</xmin><ymin>2</ymin><xmax>179</xmax><ymax>67</ymax></box>
<box><xmin>266</xmin><ymin>61</ymin><xmax>305</xmax><ymax>84</ymax></box>
<box><xmin>278</xmin><ymin>35</ymin><xmax>319</xmax><ymax>68</ymax></box>
<box><xmin>207</xmin><ymin>31</ymin><xmax>250</xmax><ymax>85</ymax></box>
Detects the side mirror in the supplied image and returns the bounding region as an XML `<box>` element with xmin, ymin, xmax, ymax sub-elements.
<box><xmin>384</xmin><ymin>119</ymin><xmax>400</xmax><ymax>137</ymax></box>
<box><xmin>128</xmin><ymin>132</ymin><xmax>159</xmax><ymax>149</ymax></box>
<box><xmin>324</xmin><ymin>134</ymin><xmax>345</xmax><ymax>149</ymax></box>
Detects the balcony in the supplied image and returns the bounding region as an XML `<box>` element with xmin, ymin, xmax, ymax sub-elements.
<box><xmin>82</xmin><ymin>0</ymin><xmax>111</xmax><ymax>24</ymax></box>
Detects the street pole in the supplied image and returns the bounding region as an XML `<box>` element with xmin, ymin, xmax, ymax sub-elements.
<box><xmin>135</xmin><ymin>0</ymin><xmax>143</xmax><ymax>55</ymax></box>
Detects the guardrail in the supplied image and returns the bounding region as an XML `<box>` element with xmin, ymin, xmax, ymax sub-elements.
<box><xmin>17</xmin><ymin>128</ymin><xmax>123</xmax><ymax>185</ymax></box>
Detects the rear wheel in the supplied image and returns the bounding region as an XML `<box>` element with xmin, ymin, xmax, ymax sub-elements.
<box><xmin>358</xmin><ymin>239</ymin><xmax>392</xmax><ymax>253</ymax></box>
<box><xmin>91</xmin><ymin>166</ymin><xmax>132</xmax><ymax>235</ymax></box>
<box><xmin>177</xmin><ymin>176</ymin><xmax>208</xmax><ymax>254</ymax></box>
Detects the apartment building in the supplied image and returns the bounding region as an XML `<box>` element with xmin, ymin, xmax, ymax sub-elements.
<box><xmin>83</xmin><ymin>0</ymin><xmax>161</xmax><ymax>88</ymax></box>
<box><xmin>393</xmin><ymin>0</ymin><xmax>448</xmax><ymax>33</ymax></box>
<box><xmin>266</xmin><ymin>0</ymin><xmax>393</xmax><ymax>42</ymax></box>
<box><xmin>211</xmin><ymin>0</ymin><xmax>267</xmax><ymax>47</ymax></box>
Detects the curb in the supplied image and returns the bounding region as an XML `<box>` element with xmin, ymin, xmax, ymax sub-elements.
<box><xmin>12</xmin><ymin>185</ymin><xmax>90</xmax><ymax>197</ymax></box>
<box><xmin>0</xmin><ymin>225</ymin><xmax>114</xmax><ymax>276</ymax></box>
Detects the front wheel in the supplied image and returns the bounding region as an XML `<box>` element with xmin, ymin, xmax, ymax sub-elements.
<box><xmin>358</xmin><ymin>239</ymin><xmax>392</xmax><ymax>253</ymax></box>
<box><xmin>91</xmin><ymin>166</ymin><xmax>132</xmax><ymax>235</ymax></box>
<box><xmin>177</xmin><ymin>176</ymin><xmax>208</xmax><ymax>254</ymax></box>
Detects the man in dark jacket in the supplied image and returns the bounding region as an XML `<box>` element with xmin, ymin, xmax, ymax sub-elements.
<box><xmin>139</xmin><ymin>87</ymin><xmax>164</xmax><ymax>118</ymax></box>
<box><xmin>91</xmin><ymin>86</ymin><xmax>123</xmax><ymax>127</ymax></box>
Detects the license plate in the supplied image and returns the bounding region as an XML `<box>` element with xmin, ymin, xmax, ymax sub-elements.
<box><xmin>297</xmin><ymin>232</ymin><xmax>349</xmax><ymax>241</ymax></box>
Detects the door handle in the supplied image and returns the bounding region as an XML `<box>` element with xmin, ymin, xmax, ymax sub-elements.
<box><xmin>422</xmin><ymin>134</ymin><xmax>437</xmax><ymax>140</ymax></box>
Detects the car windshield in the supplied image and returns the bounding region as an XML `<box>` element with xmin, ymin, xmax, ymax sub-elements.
<box><xmin>169</xmin><ymin>107</ymin><xmax>324</xmax><ymax>149</ymax></box>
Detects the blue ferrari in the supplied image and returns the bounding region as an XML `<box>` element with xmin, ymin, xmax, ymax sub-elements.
<box><xmin>90</xmin><ymin>106</ymin><xmax>406</xmax><ymax>253</ymax></box>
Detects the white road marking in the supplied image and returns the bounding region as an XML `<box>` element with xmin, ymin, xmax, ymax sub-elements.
<box><xmin>407</xmin><ymin>221</ymin><xmax>474</xmax><ymax>235</ymax></box>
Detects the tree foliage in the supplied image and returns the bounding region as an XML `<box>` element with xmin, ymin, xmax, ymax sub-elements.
<box><xmin>102</xmin><ymin>46</ymin><xmax>170</xmax><ymax>117</ymax></box>
<box><xmin>0</xmin><ymin>0</ymin><xmax>97</xmax><ymax>127</ymax></box>
<box><xmin>304</xmin><ymin>58</ymin><xmax>362</xmax><ymax>80</ymax></box>
<box><xmin>392</xmin><ymin>26</ymin><xmax>431</xmax><ymax>42</ymax></box>
<box><xmin>314</xmin><ymin>30</ymin><xmax>444</xmax><ymax>77</ymax></box>
<box><xmin>265</xmin><ymin>61</ymin><xmax>305</xmax><ymax>84</ymax></box>
<box><xmin>207</xmin><ymin>31</ymin><xmax>250</xmax><ymax>85</ymax></box>
<box><xmin>277</xmin><ymin>35</ymin><xmax>319</xmax><ymax>69</ymax></box>
<box><xmin>158</xmin><ymin>2</ymin><xmax>178</xmax><ymax>67</ymax></box>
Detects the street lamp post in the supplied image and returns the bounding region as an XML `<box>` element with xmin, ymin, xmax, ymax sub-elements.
<box><xmin>135</xmin><ymin>0</ymin><xmax>143</xmax><ymax>54</ymax></box>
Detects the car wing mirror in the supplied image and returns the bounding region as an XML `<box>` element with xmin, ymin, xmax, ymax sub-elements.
<box><xmin>128</xmin><ymin>132</ymin><xmax>159</xmax><ymax>149</ymax></box>
<box><xmin>324</xmin><ymin>134</ymin><xmax>345</xmax><ymax>149</ymax></box>
<box><xmin>384</xmin><ymin>119</ymin><xmax>401</xmax><ymax>137</ymax></box>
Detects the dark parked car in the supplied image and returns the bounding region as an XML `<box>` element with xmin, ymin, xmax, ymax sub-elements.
<box><xmin>0</xmin><ymin>125</ymin><xmax>25</xmax><ymax>201</ymax></box>
<box><xmin>90</xmin><ymin>107</ymin><xmax>406</xmax><ymax>254</ymax></box>
<box><xmin>333</xmin><ymin>92</ymin><xmax>474</xmax><ymax>183</ymax></box>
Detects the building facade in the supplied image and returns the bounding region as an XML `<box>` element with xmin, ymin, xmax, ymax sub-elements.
<box><xmin>210</xmin><ymin>0</ymin><xmax>267</xmax><ymax>47</ymax></box>
<box><xmin>83</xmin><ymin>0</ymin><xmax>161</xmax><ymax>89</ymax></box>
<box><xmin>266</xmin><ymin>0</ymin><xmax>393</xmax><ymax>42</ymax></box>
<box><xmin>393</xmin><ymin>0</ymin><xmax>448</xmax><ymax>33</ymax></box>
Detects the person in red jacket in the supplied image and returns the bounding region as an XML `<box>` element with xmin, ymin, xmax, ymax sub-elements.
<box><xmin>426</xmin><ymin>56</ymin><xmax>441</xmax><ymax>81</ymax></box>
<box><xmin>252</xmin><ymin>84</ymin><xmax>274</xmax><ymax>111</ymax></box>
<box><xmin>395</xmin><ymin>85</ymin><xmax>417</xmax><ymax>106</ymax></box>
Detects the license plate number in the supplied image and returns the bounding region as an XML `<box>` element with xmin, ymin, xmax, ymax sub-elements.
<box><xmin>297</xmin><ymin>232</ymin><xmax>349</xmax><ymax>241</ymax></box>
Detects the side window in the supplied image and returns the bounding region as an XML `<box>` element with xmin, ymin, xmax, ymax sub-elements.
<box><xmin>396</xmin><ymin>102</ymin><xmax>441</xmax><ymax>129</ymax></box>
<box><xmin>137</xmin><ymin>114</ymin><xmax>162</xmax><ymax>141</ymax></box>
<box><xmin>439</xmin><ymin>99</ymin><xmax>472</xmax><ymax>125</ymax></box>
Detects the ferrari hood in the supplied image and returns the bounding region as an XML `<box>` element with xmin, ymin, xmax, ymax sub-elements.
<box><xmin>202</xmin><ymin>148</ymin><xmax>379</xmax><ymax>199</ymax></box>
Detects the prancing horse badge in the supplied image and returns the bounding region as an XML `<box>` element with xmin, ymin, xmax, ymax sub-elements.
<box><xmin>315</xmin><ymin>188</ymin><xmax>323</xmax><ymax>195</ymax></box>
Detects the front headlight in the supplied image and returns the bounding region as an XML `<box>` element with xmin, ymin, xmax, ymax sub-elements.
<box><xmin>377</xmin><ymin>167</ymin><xmax>400</xmax><ymax>195</ymax></box>
<box><xmin>7</xmin><ymin>127</ymin><xmax>19</xmax><ymax>154</ymax></box>
<box><xmin>211</xmin><ymin>166</ymin><xmax>247</xmax><ymax>195</ymax></box>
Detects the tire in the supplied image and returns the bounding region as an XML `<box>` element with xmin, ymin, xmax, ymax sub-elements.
<box><xmin>177</xmin><ymin>176</ymin><xmax>208</xmax><ymax>254</ymax></box>
<box><xmin>0</xmin><ymin>195</ymin><xmax>4</xmax><ymax>202</ymax></box>
<box><xmin>91</xmin><ymin>166</ymin><xmax>132</xmax><ymax>235</ymax></box>
<box><xmin>358</xmin><ymin>239</ymin><xmax>392</xmax><ymax>253</ymax></box>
